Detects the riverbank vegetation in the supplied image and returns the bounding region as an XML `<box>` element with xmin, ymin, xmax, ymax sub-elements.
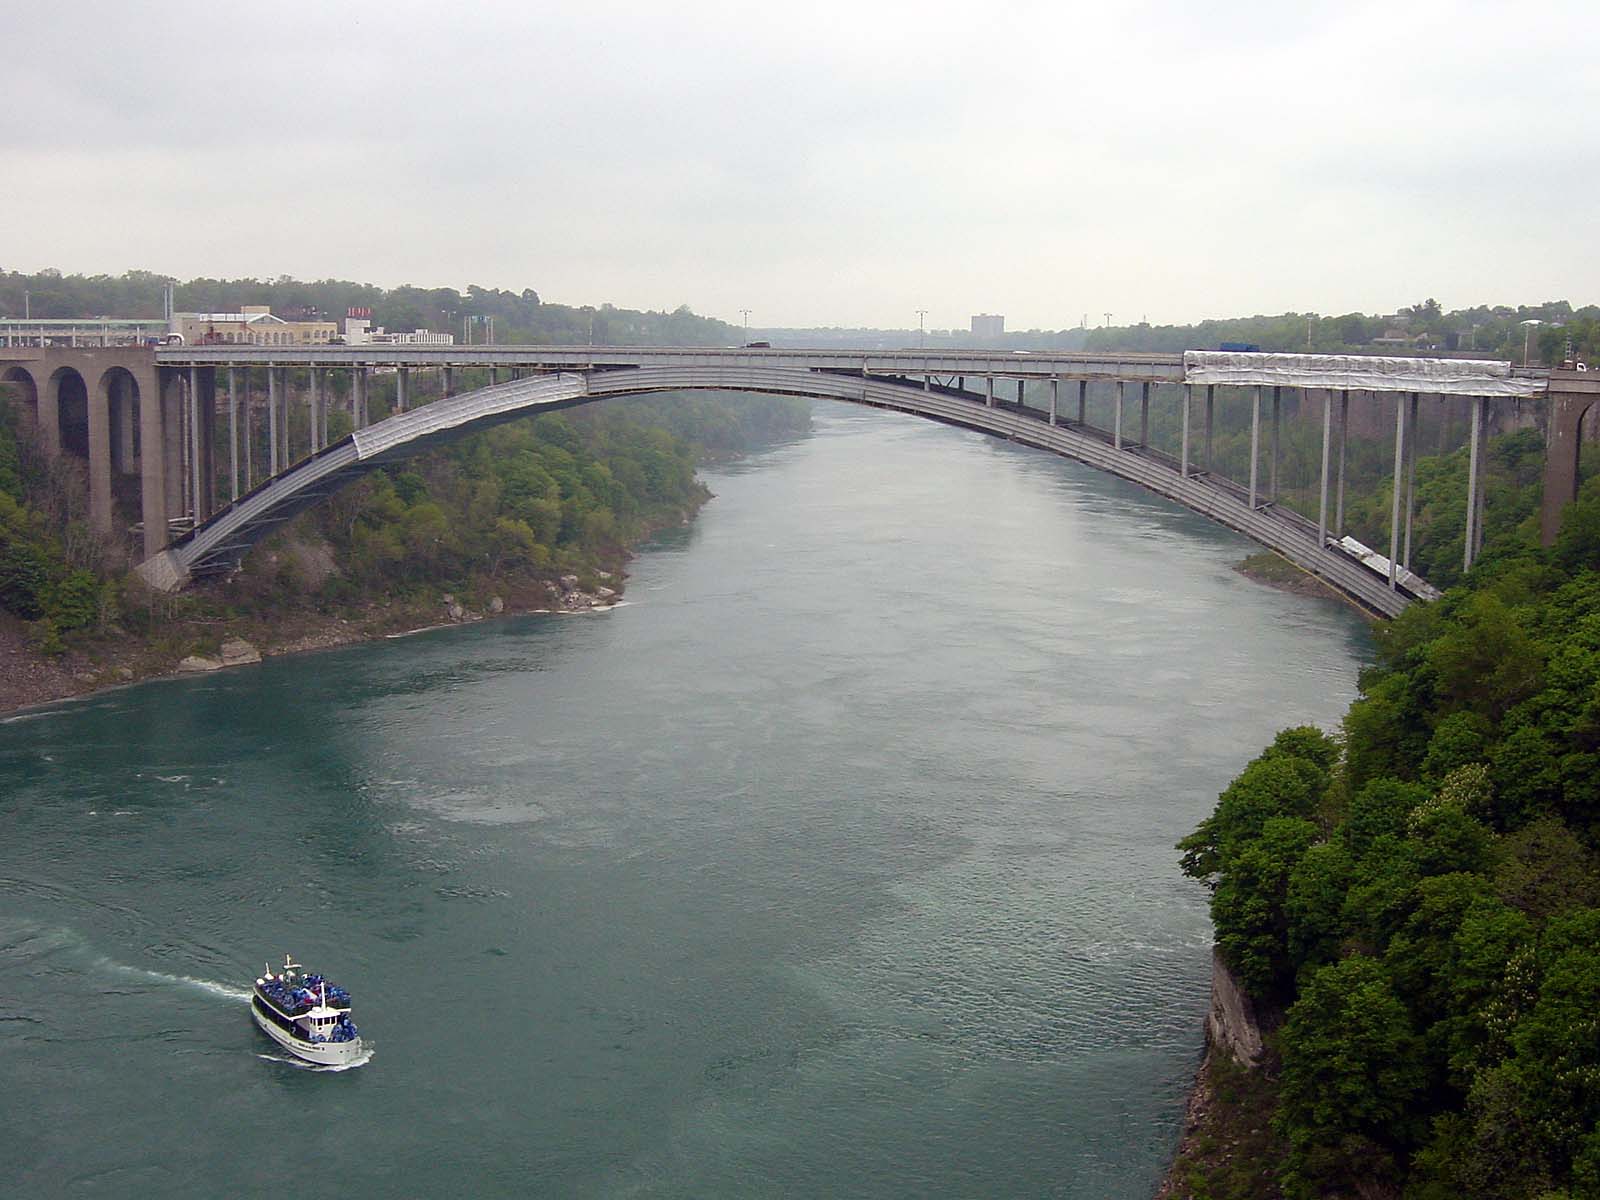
<box><xmin>0</xmin><ymin>382</ymin><xmax>809</xmax><ymax>700</ymax></box>
<box><xmin>1175</xmin><ymin>477</ymin><xmax>1600</xmax><ymax>1197</ymax></box>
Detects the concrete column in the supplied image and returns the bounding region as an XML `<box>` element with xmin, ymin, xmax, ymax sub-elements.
<box><xmin>162</xmin><ymin>371</ymin><xmax>183</xmax><ymax>522</ymax></box>
<box><xmin>923</xmin><ymin>374</ymin><xmax>930</xmax><ymax>392</ymax></box>
<box><xmin>139</xmin><ymin>367</ymin><xmax>169</xmax><ymax>557</ymax></box>
<box><xmin>1077</xmin><ymin>379</ymin><xmax>1087</xmax><ymax>426</ymax></box>
<box><xmin>87</xmin><ymin>369</ymin><xmax>112</xmax><ymax>534</ymax></box>
<box><xmin>1249</xmin><ymin>386</ymin><xmax>1261</xmax><ymax>509</ymax></box>
<box><xmin>1205</xmin><ymin>385</ymin><xmax>1215</xmax><ymax>471</ymax></box>
<box><xmin>354</xmin><ymin>368</ymin><xmax>368</xmax><ymax>429</ymax></box>
<box><xmin>985</xmin><ymin>376</ymin><xmax>994</xmax><ymax>408</ymax></box>
<box><xmin>188</xmin><ymin>367</ymin><xmax>203</xmax><ymax>522</ymax></box>
<box><xmin>199</xmin><ymin>367</ymin><xmax>216</xmax><ymax>517</ymax></box>
<box><xmin>1049</xmin><ymin>377</ymin><xmax>1058</xmax><ymax>426</ymax></box>
<box><xmin>1403</xmin><ymin>392</ymin><xmax>1419</xmax><ymax>568</ymax></box>
<box><xmin>1464</xmin><ymin>396</ymin><xmax>1482</xmax><ymax>572</ymax></box>
<box><xmin>1114</xmin><ymin>381</ymin><xmax>1124</xmax><ymax>449</ymax></box>
<box><xmin>1139</xmin><ymin>381</ymin><xmax>1150</xmax><ymax>449</ymax></box>
<box><xmin>268</xmin><ymin>367</ymin><xmax>281</xmax><ymax>477</ymax></box>
<box><xmin>1388</xmin><ymin>394</ymin><xmax>1407</xmax><ymax>589</ymax></box>
<box><xmin>307</xmin><ymin>369</ymin><xmax>320</xmax><ymax>454</ymax></box>
<box><xmin>1270</xmin><ymin>387</ymin><xmax>1282</xmax><ymax>500</ymax></box>
<box><xmin>397</xmin><ymin>367</ymin><xmax>409</xmax><ymax>413</ymax></box>
<box><xmin>442</xmin><ymin>366</ymin><xmax>454</xmax><ymax>398</ymax></box>
<box><xmin>1335</xmin><ymin>391</ymin><xmax>1349</xmax><ymax>535</ymax></box>
<box><xmin>1180</xmin><ymin>383</ymin><xmax>1191</xmax><ymax>478</ymax></box>
<box><xmin>227</xmin><ymin>367</ymin><xmax>239</xmax><ymax>501</ymax></box>
<box><xmin>1318</xmin><ymin>390</ymin><xmax>1332</xmax><ymax>547</ymax></box>
<box><xmin>242</xmin><ymin>369</ymin><xmax>253</xmax><ymax>490</ymax></box>
<box><xmin>38</xmin><ymin>372</ymin><xmax>61</xmax><ymax>458</ymax></box>
<box><xmin>1016</xmin><ymin>379</ymin><xmax>1025</xmax><ymax>408</ymax></box>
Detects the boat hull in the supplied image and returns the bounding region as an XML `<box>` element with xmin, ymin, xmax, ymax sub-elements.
<box><xmin>251</xmin><ymin>998</ymin><xmax>363</xmax><ymax>1066</ymax></box>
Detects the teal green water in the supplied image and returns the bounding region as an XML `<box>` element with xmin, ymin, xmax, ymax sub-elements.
<box><xmin>0</xmin><ymin>405</ymin><xmax>1371</xmax><ymax>1197</ymax></box>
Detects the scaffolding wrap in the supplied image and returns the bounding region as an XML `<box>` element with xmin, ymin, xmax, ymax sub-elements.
<box><xmin>1183</xmin><ymin>351</ymin><xmax>1542</xmax><ymax>397</ymax></box>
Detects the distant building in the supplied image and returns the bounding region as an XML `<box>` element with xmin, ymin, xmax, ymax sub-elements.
<box><xmin>343</xmin><ymin>311</ymin><xmax>454</xmax><ymax>346</ymax></box>
<box><xmin>971</xmin><ymin>313</ymin><xmax>1005</xmax><ymax>339</ymax></box>
<box><xmin>171</xmin><ymin>305</ymin><xmax>338</xmax><ymax>346</ymax></box>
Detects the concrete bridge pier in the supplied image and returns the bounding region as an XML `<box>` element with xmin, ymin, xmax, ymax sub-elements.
<box><xmin>1248</xmin><ymin>387</ymin><xmax>1261</xmax><ymax>509</ymax></box>
<box><xmin>1077</xmin><ymin>379</ymin><xmax>1087</xmax><ymax>426</ymax></box>
<box><xmin>308</xmin><ymin>368</ymin><xmax>321</xmax><ymax>454</ymax></box>
<box><xmin>397</xmin><ymin>367</ymin><xmax>409</xmax><ymax>413</ymax></box>
<box><xmin>1541</xmin><ymin>370</ymin><xmax>1600</xmax><ymax>546</ymax></box>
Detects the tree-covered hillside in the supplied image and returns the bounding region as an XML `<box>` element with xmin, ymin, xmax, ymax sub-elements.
<box><xmin>1178</xmin><ymin>478</ymin><xmax>1600</xmax><ymax>1198</ymax></box>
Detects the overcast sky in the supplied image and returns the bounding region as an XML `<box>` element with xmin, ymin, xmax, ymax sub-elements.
<box><xmin>5</xmin><ymin>1</ymin><xmax>1596</xmax><ymax>330</ymax></box>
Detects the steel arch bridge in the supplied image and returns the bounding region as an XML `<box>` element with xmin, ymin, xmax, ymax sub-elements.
<box><xmin>137</xmin><ymin>363</ymin><xmax>1431</xmax><ymax>616</ymax></box>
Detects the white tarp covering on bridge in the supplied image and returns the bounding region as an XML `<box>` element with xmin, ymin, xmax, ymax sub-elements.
<box><xmin>1183</xmin><ymin>351</ymin><xmax>1542</xmax><ymax>397</ymax></box>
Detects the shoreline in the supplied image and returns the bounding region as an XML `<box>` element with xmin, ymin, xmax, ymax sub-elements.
<box><xmin>0</xmin><ymin>582</ymin><xmax>629</xmax><ymax>721</ymax></box>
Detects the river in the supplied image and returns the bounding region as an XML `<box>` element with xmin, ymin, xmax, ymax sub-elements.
<box><xmin>0</xmin><ymin>403</ymin><xmax>1371</xmax><ymax>1197</ymax></box>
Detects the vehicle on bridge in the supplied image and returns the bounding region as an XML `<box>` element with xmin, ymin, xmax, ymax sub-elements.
<box><xmin>1330</xmin><ymin>535</ymin><xmax>1441</xmax><ymax>602</ymax></box>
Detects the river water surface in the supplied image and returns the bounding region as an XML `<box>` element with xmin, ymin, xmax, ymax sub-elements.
<box><xmin>1</xmin><ymin>405</ymin><xmax>1371</xmax><ymax>1197</ymax></box>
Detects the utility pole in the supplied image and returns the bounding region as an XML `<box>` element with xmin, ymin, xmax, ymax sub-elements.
<box><xmin>916</xmin><ymin>309</ymin><xmax>928</xmax><ymax>348</ymax></box>
<box><xmin>740</xmin><ymin>309</ymin><xmax>751</xmax><ymax>342</ymax></box>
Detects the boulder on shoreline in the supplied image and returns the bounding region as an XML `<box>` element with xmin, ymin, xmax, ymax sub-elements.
<box><xmin>219</xmin><ymin>638</ymin><xmax>262</xmax><ymax>667</ymax></box>
<box><xmin>176</xmin><ymin>655</ymin><xmax>223</xmax><ymax>673</ymax></box>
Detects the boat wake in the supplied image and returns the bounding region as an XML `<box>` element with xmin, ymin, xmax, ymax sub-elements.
<box><xmin>99</xmin><ymin>959</ymin><xmax>253</xmax><ymax>1002</ymax></box>
<box><xmin>256</xmin><ymin>1044</ymin><xmax>374</xmax><ymax>1072</ymax></box>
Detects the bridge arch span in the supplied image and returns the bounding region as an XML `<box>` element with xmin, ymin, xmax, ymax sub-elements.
<box><xmin>138</xmin><ymin>364</ymin><xmax>1417</xmax><ymax>616</ymax></box>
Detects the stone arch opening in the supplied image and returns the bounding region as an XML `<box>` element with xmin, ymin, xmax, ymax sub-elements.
<box><xmin>99</xmin><ymin>366</ymin><xmax>144</xmax><ymax>531</ymax></box>
<box><xmin>1</xmin><ymin>364</ymin><xmax>40</xmax><ymax>432</ymax></box>
<box><xmin>49</xmin><ymin>366</ymin><xmax>90</xmax><ymax>459</ymax></box>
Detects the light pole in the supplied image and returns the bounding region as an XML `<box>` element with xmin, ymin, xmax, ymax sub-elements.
<box><xmin>740</xmin><ymin>309</ymin><xmax>752</xmax><ymax>343</ymax></box>
<box><xmin>916</xmin><ymin>309</ymin><xmax>928</xmax><ymax>348</ymax></box>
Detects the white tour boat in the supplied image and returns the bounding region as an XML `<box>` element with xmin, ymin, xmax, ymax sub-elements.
<box><xmin>251</xmin><ymin>954</ymin><xmax>364</xmax><ymax>1066</ymax></box>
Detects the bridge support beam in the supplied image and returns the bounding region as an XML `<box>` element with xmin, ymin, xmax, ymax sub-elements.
<box><xmin>1465</xmin><ymin>395</ymin><xmax>1483</xmax><ymax>572</ymax></box>
<box><xmin>1205</xmin><ymin>385</ymin><xmax>1215</xmax><ymax>471</ymax></box>
<box><xmin>161</xmin><ymin>371</ymin><xmax>183</xmax><ymax>523</ymax></box>
<box><xmin>1180</xmin><ymin>383</ymin><xmax>1191</xmax><ymax>477</ymax></box>
<box><xmin>1049</xmin><ymin>378</ymin><xmax>1058</xmax><ymax>426</ymax></box>
<box><xmin>355</xmin><ymin>368</ymin><xmax>369</xmax><ymax>430</ymax></box>
<box><xmin>139</xmin><ymin>370</ymin><xmax>170</xmax><ymax>557</ymax></box>
<box><xmin>1318</xmin><ymin>390</ymin><xmax>1332</xmax><ymax>548</ymax></box>
<box><xmin>268</xmin><ymin>367</ymin><xmax>282</xmax><ymax>477</ymax></box>
<box><xmin>1249</xmin><ymin>386</ymin><xmax>1261</xmax><ymax>509</ymax></box>
<box><xmin>1404</xmin><ymin>392</ymin><xmax>1419</xmax><ymax>569</ymax></box>
<box><xmin>1077</xmin><ymin>379</ymin><xmax>1087</xmax><ymax>426</ymax></box>
<box><xmin>87</xmin><ymin>370</ymin><xmax>112</xmax><ymax>534</ymax></box>
<box><xmin>1538</xmin><ymin>373</ymin><xmax>1600</xmax><ymax>546</ymax></box>
<box><xmin>985</xmin><ymin>376</ymin><xmax>994</xmax><ymax>408</ymax></box>
<box><xmin>227</xmin><ymin>367</ymin><xmax>239</xmax><ymax>501</ymax></box>
<box><xmin>242</xmin><ymin>369</ymin><xmax>254</xmax><ymax>491</ymax></box>
<box><xmin>397</xmin><ymin>367</ymin><xmax>409</xmax><ymax>413</ymax></box>
<box><xmin>442</xmin><ymin>367</ymin><xmax>454</xmax><ymax>398</ymax></box>
<box><xmin>1140</xmin><ymin>382</ymin><xmax>1150</xmax><ymax>450</ymax></box>
<box><xmin>1336</xmin><ymin>390</ymin><xmax>1348</xmax><ymax>535</ymax></box>
<box><xmin>308</xmin><ymin>368</ymin><xmax>321</xmax><ymax>453</ymax></box>
<box><xmin>1389</xmin><ymin>393</ymin><xmax>1408</xmax><ymax>589</ymax></box>
<box><xmin>1114</xmin><ymin>381</ymin><xmax>1124</xmax><ymax>449</ymax></box>
<box><xmin>1270</xmin><ymin>386</ymin><xmax>1281</xmax><ymax>501</ymax></box>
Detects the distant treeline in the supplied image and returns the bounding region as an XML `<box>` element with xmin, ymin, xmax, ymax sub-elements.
<box><xmin>0</xmin><ymin>269</ymin><xmax>739</xmax><ymax>347</ymax></box>
<box><xmin>766</xmin><ymin>298</ymin><xmax>1599</xmax><ymax>364</ymax></box>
